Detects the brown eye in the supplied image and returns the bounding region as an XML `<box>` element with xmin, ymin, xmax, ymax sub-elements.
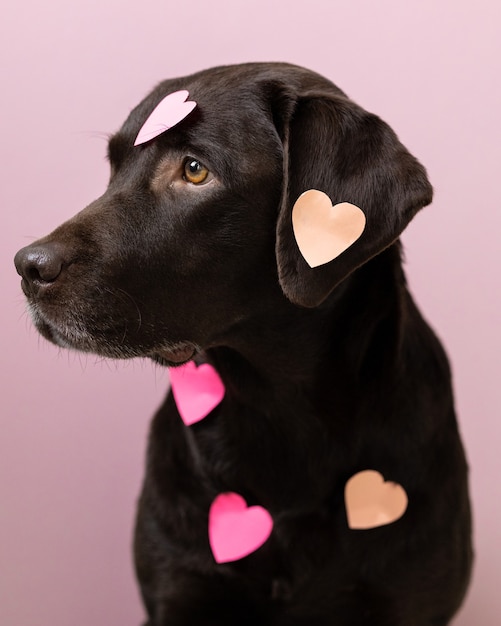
<box><xmin>183</xmin><ymin>158</ymin><xmax>210</xmax><ymax>184</ymax></box>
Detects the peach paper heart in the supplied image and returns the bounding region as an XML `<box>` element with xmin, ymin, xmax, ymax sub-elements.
<box><xmin>344</xmin><ymin>470</ymin><xmax>408</xmax><ymax>530</ymax></box>
<box><xmin>134</xmin><ymin>90</ymin><xmax>197</xmax><ymax>146</ymax></box>
<box><xmin>169</xmin><ymin>362</ymin><xmax>225</xmax><ymax>426</ymax></box>
<box><xmin>292</xmin><ymin>189</ymin><xmax>366</xmax><ymax>268</ymax></box>
<box><xmin>208</xmin><ymin>493</ymin><xmax>273</xmax><ymax>564</ymax></box>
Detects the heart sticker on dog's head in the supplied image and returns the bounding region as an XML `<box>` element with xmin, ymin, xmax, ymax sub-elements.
<box><xmin>344</xmin><ymin>470</ymin><xmax>408</xmax><ymax>530</ymax></box>
<box><xmin>292</xmin><ymin>190</ymin><xmax>366</xmax><ymax>268</ymax></box>
<box><xmin>134</xmin><ymin>90</ymin><xmax>197</xmax><ymax>146</ymax></box>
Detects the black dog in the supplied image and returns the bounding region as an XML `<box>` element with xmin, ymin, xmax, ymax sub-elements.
<box><xmin>15</xmin><ymin>63</ymin><xmax>472</xmax><ymax>625</ymax></box>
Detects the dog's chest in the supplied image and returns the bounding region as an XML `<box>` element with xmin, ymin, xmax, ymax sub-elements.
<box><xmin>181</xmin><ymin>399</ymin><xmax>345</xmax><ymax>513</ymax></box>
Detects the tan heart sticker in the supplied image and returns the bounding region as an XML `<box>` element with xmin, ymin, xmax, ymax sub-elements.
<box><xmin>291</xmin><ymin>190</ymin><xmax>366</xmax><ymax>268</ymax></box>
<box><xmin>345</xmin><ymin>470</ymin><xmax>408</xmax><ymax>530</ymax></box>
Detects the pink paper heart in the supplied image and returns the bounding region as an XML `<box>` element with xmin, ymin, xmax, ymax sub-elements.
<box><xmin>345</xmin><ymin>470</ymin><xmax>408</xmax><ymax>530</ymax></box>
<box><xmin>134</xmin><ymin>90</ymin><xmax>197</xmax><ymax>146</ymax></box>
<box><xmin>169</xmin><ymin>361</ymin><xmax>225</xmax><ymax>426</ymax></box>
<box><xmin>292</xmin><ymin>189</ymin><xmax>366</xmax><ymax>268</ymax></box>
<box><xmin>208</xmin><ymin>493</ymin><xmax>273</xmax><ymax>564</ymax></box>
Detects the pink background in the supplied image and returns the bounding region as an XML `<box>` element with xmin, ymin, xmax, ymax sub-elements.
<box><xmin>1</xmin><ymin>1</ymin><xmax>499</xmax><ymax>624</ymax></box>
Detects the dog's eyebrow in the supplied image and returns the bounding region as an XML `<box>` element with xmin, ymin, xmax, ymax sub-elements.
<box><xmin>107</xmin><ymin>133</ymin><xmax>129</xmax><ymax>166</ymax></box>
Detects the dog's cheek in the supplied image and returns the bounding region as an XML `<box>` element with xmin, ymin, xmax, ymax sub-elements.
<box><xmin>126</xmin><ymin>194</ymin><xmax>277</xmax><ymax>312</ymax></box>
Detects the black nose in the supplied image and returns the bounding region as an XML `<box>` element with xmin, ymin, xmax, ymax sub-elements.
<box><xmin>14</xmin><ymin>242</ymin><xmax>66</xmax><ymax>295</ymax></box>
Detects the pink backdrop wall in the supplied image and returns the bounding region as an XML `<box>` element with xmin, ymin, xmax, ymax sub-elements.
<box><xmin>2</xmin><ymin>1</ymin><xmax>499</xmax><ymax>624</ymax></box>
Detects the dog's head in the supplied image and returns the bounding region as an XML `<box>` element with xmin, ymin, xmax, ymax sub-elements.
<box><xmin>14</xmin><ymin>63</ymin><xmax>432</xmax><ymax>365</ymax></box>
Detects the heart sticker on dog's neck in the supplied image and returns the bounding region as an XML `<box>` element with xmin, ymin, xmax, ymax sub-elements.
<box><xmin>169</xmin><ymin>362</ymin><xmax>225</xmax><ymax>426</ymax></box>
<box><xmin>292</xmin><ymin>190</ymin><xmax>366</xmax><ymax>268</ymax></box>
<box><xmin>134</xmin><ymin>90</ymin><xmax>197</xmax><ymax>146</ymax></box>
<box><xmin>209</xmin><ymin>493</ymin><xmax>273</xmax><ymax>563</ymax></box>
<box><xmin>344</xmin><ymin>470</ymin><xmax>408</xmax><ymax>530</ymax></box>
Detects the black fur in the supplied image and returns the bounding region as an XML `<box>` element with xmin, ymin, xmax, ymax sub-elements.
<box><xmin>14</xmin><ymin>63</ymin><xmax>472</xmax><ymax>625</ymax></box>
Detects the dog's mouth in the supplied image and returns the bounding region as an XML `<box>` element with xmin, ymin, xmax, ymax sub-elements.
<box><xmin>27</xmin><ymin>303</ymin><xmax>95</xmax><ymax>352</ymax></box>
<box><xmin>28</xmin><ymin>302</ymin><xmax>198</xmax><ymax>365</ymax></box>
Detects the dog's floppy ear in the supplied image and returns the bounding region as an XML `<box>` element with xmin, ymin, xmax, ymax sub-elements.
<box><xmin>275</xmin><ymin>90</ymin><xmax>433</xmax><ymax>307</ymax></box>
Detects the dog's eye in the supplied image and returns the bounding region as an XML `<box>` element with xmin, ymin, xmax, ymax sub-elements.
<box><xmin>183</xmin><ymin>159</ymin><xmax>210</xmax><ymax>185</ymax></box>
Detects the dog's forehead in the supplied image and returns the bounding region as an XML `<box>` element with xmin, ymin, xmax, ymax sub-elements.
<box><xmin>112</xmin><ymin>63</ymin><xmax>340</xmax><ymax>158</ymax></box>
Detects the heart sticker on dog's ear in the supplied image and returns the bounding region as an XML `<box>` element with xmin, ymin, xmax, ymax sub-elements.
<box><xmin>169</xmin><ymin>362</ymin><xmax>225</xmax><ymax>426</ymax></box>
<box><xmin>344</xmin><ymin>470</ymin><xmax>408</xmax><ymax>530</ymax></box>
<box><xmin>134</xmin><ymin>90</ymin><xmax>197</xmax><ymax>146</ymax></box>
<box><xmin>209</xmin><ymin>493</ymin><xmax>273</xmax><ymax>563</ymax></box>
<box><xmin>292</xmin><ymin>190</ymin><xmax>366</xmax><ymax>268</ymax></box>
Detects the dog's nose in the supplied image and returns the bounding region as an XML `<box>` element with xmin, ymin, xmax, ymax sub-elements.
<box><xmin>14</xmin><ymin>242</ymin><xmax>66</xmax><ymax>295</ymax></box>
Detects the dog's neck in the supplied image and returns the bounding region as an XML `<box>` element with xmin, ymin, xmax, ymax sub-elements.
<box><xmin>206</xmin><ymin>244</ymin><xmax>407</xmax><ymax>413</ymax></box>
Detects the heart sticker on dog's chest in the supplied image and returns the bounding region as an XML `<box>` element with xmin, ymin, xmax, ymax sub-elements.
<box><xmin>134</xmin><ymin>90</ymin><xmax>197</xmax><ymax>146</ymax></box>
<box><xmin>344</xmin><ymin>470</ymin><xmax>408</xmax><ymax>530</ymax></box>
<box><xmin>209</xmin><ymin>493</ymin><xmax>274</xmax><ymax>563</ymax></box>
<box><xmin>169</xmin><ymin>362</ymin><xmax>225</xmax><ymax>426</ymax></box>
<box><xmin>292</xmin><ymin>190</ymin><xmax>366</xmax><ymax>268</ymax></box>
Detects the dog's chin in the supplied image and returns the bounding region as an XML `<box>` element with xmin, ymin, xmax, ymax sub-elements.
<box><xmin>149</xmin><ymin>344</ymin><xmax>198</xmax><ymax>367</ymax></box>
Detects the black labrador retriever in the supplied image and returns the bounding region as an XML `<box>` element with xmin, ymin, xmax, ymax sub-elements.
<box><xmin>14</xmin><ymin>63</ymin><xmax>472</xmax><ymax>625</ymax></box>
